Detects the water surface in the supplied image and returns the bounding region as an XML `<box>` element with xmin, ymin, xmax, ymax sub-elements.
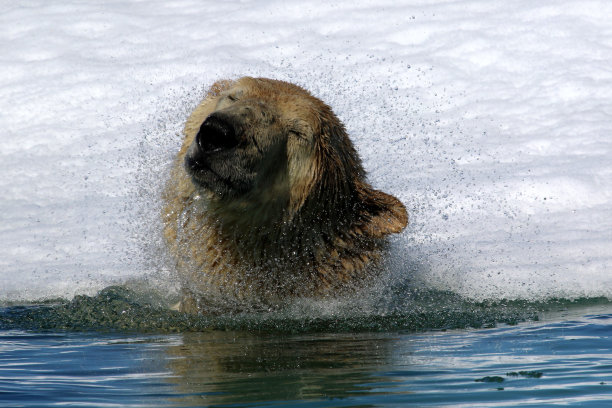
<box><xmin>1</xmin><ymin>291</ymin><xmax>611</xmax><ymax>407</ymax></box>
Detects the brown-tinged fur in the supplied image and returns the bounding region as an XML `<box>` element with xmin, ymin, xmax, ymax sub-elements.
<box><xmin>162</xmin><ymin>77</ymin><xmax>408</xmax><ymax>313</ymax></box>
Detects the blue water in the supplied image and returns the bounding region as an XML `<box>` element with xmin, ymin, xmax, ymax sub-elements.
<box><xmin>1</xmin><ymin>293</ymin><xmax>611</xmax><ymax>407</ymax></box>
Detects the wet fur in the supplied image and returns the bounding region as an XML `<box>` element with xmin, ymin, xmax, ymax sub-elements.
<box><xmin>163</xmin><ymin>77</ymin><xmax>408</xmax><ymax>313</ymax></box>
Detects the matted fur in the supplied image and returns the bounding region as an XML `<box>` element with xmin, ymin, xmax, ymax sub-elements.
<box><xmin>163</xmin><ymin>77</ymin><xmax>408</xmax><ymax>313</ymax></box>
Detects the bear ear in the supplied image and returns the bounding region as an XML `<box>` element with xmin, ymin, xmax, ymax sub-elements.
<box><xmin>356</xmin><ymin>183</ymin><xmax>408</xmax><ymax>238</ymax></box>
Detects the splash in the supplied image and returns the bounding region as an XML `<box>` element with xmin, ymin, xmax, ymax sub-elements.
<box><xmin>2</xmin><ymin>285</ymin><xmax>610</xmax><ymax>334</ymax></box>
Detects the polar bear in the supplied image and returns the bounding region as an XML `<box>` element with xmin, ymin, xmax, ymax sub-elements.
<box><xmin>163</xmin><ymin>77</ymin><xmax>407</xmax><ymax>313</ymax></box>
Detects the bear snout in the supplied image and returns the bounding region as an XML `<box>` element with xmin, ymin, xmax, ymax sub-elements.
<box><xmin>196</xmin><ymin>115</ymin><xmax>240</xmax><ymax>154</ymax></box>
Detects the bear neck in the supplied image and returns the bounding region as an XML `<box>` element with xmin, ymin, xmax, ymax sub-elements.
<box><xmin>204</xmin><ymin>186</ymin><xmax>378</xmax><ymax>272</ymax></box>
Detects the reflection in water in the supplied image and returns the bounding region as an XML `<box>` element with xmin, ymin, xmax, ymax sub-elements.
<box><xmin>1</xmin><ymin>308</ymin><xmax>611</xmax><ymax>407</ymax></box>
<box><xmin>166</xmin><ymin>331</ymin><xmax>399</xmax><ymax>406</ymax></box>
<box><xmin>2</xmin><ymin>285</ymin><xmax>611</xmax><ymax>405</ymax></box>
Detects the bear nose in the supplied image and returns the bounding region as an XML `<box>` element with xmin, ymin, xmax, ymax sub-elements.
<box><xmin>196</xmin><ymin>115</ymin><xmax>239</xmax><ymax>153</ymax></box>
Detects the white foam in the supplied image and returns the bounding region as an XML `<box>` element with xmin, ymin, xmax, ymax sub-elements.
<box><xmin>1</xmin><ymin>0</ymin><xmax>610</xmax><ymax>302</ymax></box>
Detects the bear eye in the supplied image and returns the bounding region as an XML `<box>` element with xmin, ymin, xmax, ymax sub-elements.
<box><xmin>288</xmin><ymin>120</ymin><xmax>314</xmax><ymax>142</ymax></box>
<box><xmin>289</xmin><ymin>129</ymin><xmax>309</xmax><ymax>142</ymax></box>
<box><xmin>224</xmin><ymin>89</ymin><xmax>243</xmax><ymax>102</ymax></box>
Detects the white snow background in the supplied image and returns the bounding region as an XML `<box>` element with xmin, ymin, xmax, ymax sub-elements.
<box><xmin>1</xmin><ymin>0</ymin><xmax>611</xmax><ymax>303</ymax></box>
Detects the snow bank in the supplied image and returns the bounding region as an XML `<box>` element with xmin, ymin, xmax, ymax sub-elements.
<box><xmin>1</xmin><ymin>0</ymin><xmax>610</xmax><ymax>302</ymax></box>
